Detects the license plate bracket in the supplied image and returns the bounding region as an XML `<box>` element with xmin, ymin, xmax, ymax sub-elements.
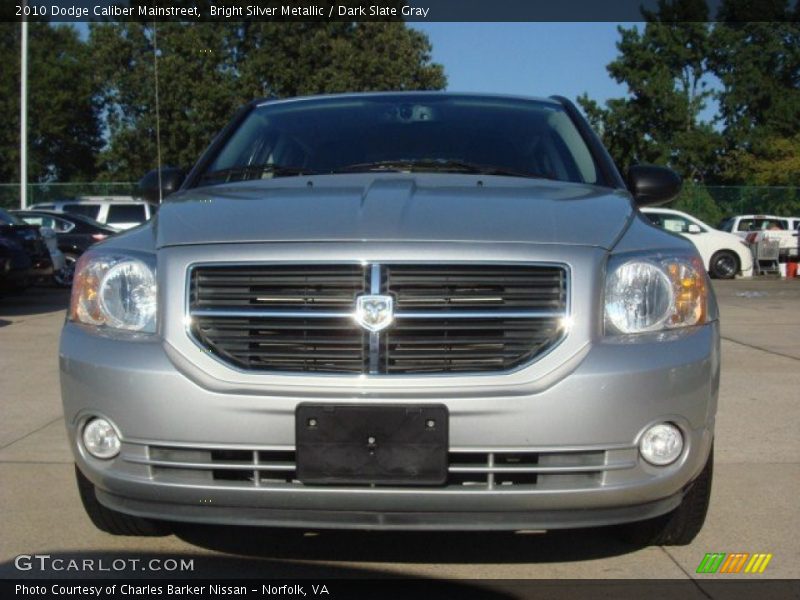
<box><xmin>295</xmin><ymin>404</ymin><xmax>448</xmax><ymax>486</ymax></box>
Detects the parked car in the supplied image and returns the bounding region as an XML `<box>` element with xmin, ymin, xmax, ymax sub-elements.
<box><xmin>13</xmin><ymin>210</ymin><xmax>118</xmax><ymax>287</ymax></box>
<box><xmin>718</xmin><ymin>214</ymin><xmax>798</xmax><ymax>234</ymax></box>
<box><xmin>63</xmin><ymin>93</ymin><xmax>717</xmax><ymax>546</ymax></box>
<box><xmin>0</xmin><ymin>207</ymin><xmax>53</xmax><ymax>287</ymax></box>
<box><xmin>29</xmin><ymin>197</ymin><xmax>157</xmax><ymax>230</ymax></box>
<box><xmin>0</xmin><ymin>231</ymin><xmax>33</xmax><ymax>292</ymax></box>
<box><xmin>718</xmin><ymin>214</ymin><xmax>800</xmax><ymax>258</ymax></box>
<box><xmin>642</xmin><ymin>207</ymin><xmax>753</xmax><ymax>279</ymax></box>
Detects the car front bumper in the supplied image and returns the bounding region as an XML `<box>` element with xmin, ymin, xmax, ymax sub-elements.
<box><xmin>61</xmin><ymin>320</ymin><xmax>719</xmax><ymax>531</ymax></box>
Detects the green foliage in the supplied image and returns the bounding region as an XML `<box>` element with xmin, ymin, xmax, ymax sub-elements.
<box><xmin>673</xmin><ymin>184</ymin><xmax>800</xmax><ymax>225</ymax></box>
<box><xmin>672</xmin><ymin>185</ymin><xmax>725</xmax><ymax>226</ymax></box>
<box><xmin>0</xmin><ymin>23</ymin><xmax>102</xmax><ymax>183</ymax></box>
<box><xmin>235</xmin><ymin>22</ymin><xmax>445</xmax><ymax>98</ymax></box>
<box><xmin>89</xmin><ymin>22</ymin><xmax>244</xmax><ymax>180</ymax></box>
<box><xmin>580</xmin><ymin>0</ymin><xmax>800</xmax><ymax>190</ymax></box>
<box><xmin>90</xmin><ymin>20</ymin><xmax>446</xmax><ymax>181</ymax></box>
<box><xmin>2</xmin><ymin>16</ymin><xmax>444</xmax><ymax>184</ymax></box>
<box><xmin>578</xmin><ymin>0</ymin><xmax>721</xmax><ymax>183</ymax></box>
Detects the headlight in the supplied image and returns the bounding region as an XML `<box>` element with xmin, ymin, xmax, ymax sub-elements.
<box><xmin>69</xmin><ymin>253</ymin><xmax>157</xmax><ymax>333</ymax></box>
<box><xmin>605</xmin><ymin>255</ymin><xmax>707</xmax><ymax>335</ymax></box>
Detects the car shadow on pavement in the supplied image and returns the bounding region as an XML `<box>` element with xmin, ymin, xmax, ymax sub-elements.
<box><xmin>0</xmin><ymin>286</ymin><xmax>70</xmax><ymax>318</ymax></box>
<box><xmin>173</xmin><ymin>524</ymin><xmax>642</xmax><ymax>565</ymax></box>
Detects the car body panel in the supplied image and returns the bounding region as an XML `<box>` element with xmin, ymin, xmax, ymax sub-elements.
<box><xmin>14</xmin><ymin>210</ymin><xmax>117</xmax><ymax>258</ymax></box>
<box><xmin>60</xmin><ymin>92</ymin><xmax>719</xmax><ymax>531</ymax></box>
<box><xmin>0</xmin><ymin>211</ymin><xmax>53</xmax><ymax>280</ymax></box>
<box><xmin>159</xmin><ymin>175</ymin><xmax>634</xmax><ymax>249</ymax></box>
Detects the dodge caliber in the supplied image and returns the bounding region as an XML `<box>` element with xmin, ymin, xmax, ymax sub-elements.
<box><xmin>62</xmin><ymin>93</ymin><xmax>718</xmax><ymax>545</ymax></box>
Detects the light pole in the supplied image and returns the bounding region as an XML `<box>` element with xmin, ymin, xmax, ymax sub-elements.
<box><xmin>20</xmin><ymin>9</ymin><xmax>28</xmax><ymax>209</ymax></box>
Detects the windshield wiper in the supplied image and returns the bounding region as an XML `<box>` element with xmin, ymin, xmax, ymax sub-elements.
<box><xmin>200</xmin><ymin>164</ymin><xmax>317</xmax><ymax>183</ymax></box>
<box><xmin>331</xmin><ymin>159</ymin><xmax>549</xmax><ymax>180</ymax></box>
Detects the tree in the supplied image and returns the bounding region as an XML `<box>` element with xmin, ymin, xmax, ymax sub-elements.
<box><xmin>235</xmin><ymin>22</ymin><xmax>446</xmax><ymax>98</ymax></box>
<box><xmin>577</xmin><ymin>0</ymin><xmax>720</xmax><ymax>183</ymax></box>
<box><xmin>90</xmin><ymin>22</ymin><xmax>242</xmax><ymax>180</ymax></box>
<box><xmin>91</xmin><ymin>18</ymin><xmax>446</xmax><ymax>181</ymax></box>
<box><xmin>0</xmin><ymin>22</ymin><xmax>101</xmax><ymax>183</ymax></box>
<box><xmin>709</xmin><ymin>0</ymin><xmax>800</xmax><ymax>184</ymax></box>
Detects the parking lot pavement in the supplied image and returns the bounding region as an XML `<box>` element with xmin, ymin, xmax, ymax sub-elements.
<box><xmin>1</xmin><ymin>281</ymin><xmax>798</xmax><ymax>588</ymax></box>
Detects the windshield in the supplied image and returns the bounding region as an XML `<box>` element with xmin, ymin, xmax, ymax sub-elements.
<box><xmin>198</xmin><ymin>95</ymin><xmax>600</xmax><ymax>187</ymax></box>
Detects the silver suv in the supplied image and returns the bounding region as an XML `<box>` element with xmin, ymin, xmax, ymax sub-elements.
<box><xmin>62</xmin><ymin>93</ymin><xmax>718</xmax><ymax>545</ymax></box>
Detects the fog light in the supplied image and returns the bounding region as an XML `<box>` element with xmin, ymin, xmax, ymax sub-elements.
<box><xmin>82</xmin><ymin>418</ymin><xmax>121</xmax><ymax>459</ymax></box>
<box><xmin>639</xmin><ymin>423</ymin><xmax>683</xmax><ymax>466</ymax></box>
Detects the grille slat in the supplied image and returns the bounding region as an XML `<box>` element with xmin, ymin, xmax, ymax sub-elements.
<box><xmin>386</xmin><ymin>265</ymin><xmax>566</xmax><ymax>311</ymax></box>
<box><xmin>138</xmin><ymin>445</ymin><xmax>629</xmax><ymax>490</ymax></box>
<box><xmin>193</xmin><ymin>264</ymin><xmax>366</xmax><ymax>308</ymax></box>
<box><xmin>189</xmin><ymin>263</ymin><xmax>567</xmax><ymax>374</ymax></box>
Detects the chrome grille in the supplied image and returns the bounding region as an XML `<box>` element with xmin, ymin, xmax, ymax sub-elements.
<box><xmin>128</xmin><ymin>444</ymin><xmax>635</xmax><ymax>490</ymax></box>
<box><xmin>386</xmin><ymin>264</ymin><xmax>566</xmax><ymax>310</ymax></box>
<box><xmin>190</xmin><ymin>264</ymin><xmax>367</xmax><ymax>308</ymax></box>
<box><xmin>188</xmin><ymin>263</ymin><xmax>569</xmax><ymax>374</ymax></box>
<box><xmin>384</xmin><ymin>318</ymin><xmax>562</xmax><ymax>373</ymax></box>
<box><xmin>192</xmin><ymin>316</ymin><xmax>367</xmax><ymax>373</ymax></box>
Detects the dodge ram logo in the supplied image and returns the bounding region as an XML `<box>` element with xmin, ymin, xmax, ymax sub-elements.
<box><xmin>354</xmin><ymin>294</ymin><xmax>394</xmax><ymax>332</ymax></box>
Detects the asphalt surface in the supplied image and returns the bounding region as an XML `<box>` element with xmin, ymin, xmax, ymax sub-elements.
<box><xmin>1</xmin><ymin>278</ymin><xmax>798</xmax><ymax>592</ymax></box>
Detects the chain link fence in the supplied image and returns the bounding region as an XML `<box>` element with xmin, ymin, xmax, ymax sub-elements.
<box><xmin>0</xmin><ymin>182</ymin><xmax>140</xmax><ymax>210</ymax></box>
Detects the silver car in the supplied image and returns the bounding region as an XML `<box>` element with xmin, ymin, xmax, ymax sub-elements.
<box><xmin>62</xmin><ymin>93</ymin><xmax>718</xmax><ymax>545</ymax></box>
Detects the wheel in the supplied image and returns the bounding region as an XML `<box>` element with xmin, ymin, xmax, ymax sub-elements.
<box><xmin>616</xmin><ymin>445</ymin><xmax>713</xmax><ymax>546</ymax></box>
<box><xmin>709</xmin><ymin>251</ymin><xmax>739</xmax><ymax>279</ymax></box>
<box><xmin>74</xmin><ymin>465</ymin><xmax>170</xmax><ymax>536</ymax></box>
<box><xmin>54</xmin><ymin>253</ymin><xmax>77</xmax><ymax>287</ymax></box>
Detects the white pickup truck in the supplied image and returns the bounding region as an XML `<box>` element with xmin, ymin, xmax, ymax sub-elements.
<box><xmin>719</xmin><ymin>214</ymin><xmax>800</xmax><ymax>258</ymax></box>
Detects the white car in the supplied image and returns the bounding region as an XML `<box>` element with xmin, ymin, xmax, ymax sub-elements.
<box><xmin>718</xmin><ymin>214</ymin><xmax>800</xmax><ymax>257</ymax></box>
<box><xmin>29</xmin><ymin>197</ymin><xmax>156</xmax><ymax>231</ymax></box>
<box><xmin>642</xmin><ymin>208</ymin><xmax>753</xmax><ymax>279</ymax></box>
<box><xmin>718</xmin><ymin>214</ymin><xmax>799</xmax><ymax>235</ymax></box>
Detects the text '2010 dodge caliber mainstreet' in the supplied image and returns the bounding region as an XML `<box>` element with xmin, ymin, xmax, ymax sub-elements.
<box><xmin>62</xmin><ymin>93</ymin><xmax>718</xmax><ymax>545</ymax></box>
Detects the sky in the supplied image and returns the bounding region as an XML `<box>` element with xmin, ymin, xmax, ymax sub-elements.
<box><xmin>411</xmin><ymin>23</ymin><xmax>631</xmax><ymax>106</ymax></box>
<box><xmin>412</xmin><ymin>22</ymin><xmax>720</xmax><ymax>122</ymax></box>
<box><xmin>73</xmin><ymin>21</ymin><xmax>633</xmax><ymax>109</ymax></box>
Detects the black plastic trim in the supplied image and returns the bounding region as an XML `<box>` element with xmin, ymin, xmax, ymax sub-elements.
<box><xmin>97</xmin><ymin>490</ymin><xmax>684</xmax><ymax>531</ymax></box>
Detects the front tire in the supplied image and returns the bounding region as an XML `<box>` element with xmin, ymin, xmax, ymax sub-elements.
<box><xmin>709</xmin><ymin>251</ymin><xmax>739</xmax><ymax>279</ymax></box>
<box><xmin>616</xmin><ymin>445</ymin><xmax>713</xmax><ymax>546</ymax></box>
<box><xmin>75</xmin><ymin>465</ymin><xmax>170</xmax><ymax>536</ymax></box>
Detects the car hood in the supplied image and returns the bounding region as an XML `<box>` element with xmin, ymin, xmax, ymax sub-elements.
<box><xmin>155</xmin><ymin>174</ymin><xmax>634</xmax><ymax>249</ymax></box>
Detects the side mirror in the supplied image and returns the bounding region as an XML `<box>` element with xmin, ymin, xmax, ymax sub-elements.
<box><xmin>687</xmin><ymin>224</ymin><xmax>702</xmax><ymax>234</ymax></box>
<box><xmin>627</xmin><ymin>165</ymin><xmax>682</xmax><ymax>206</ymax></box>
<box><xmin>138</xmin><ymin>167</ymin><xmax>186</xmax><ymax>203</ymax></box>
